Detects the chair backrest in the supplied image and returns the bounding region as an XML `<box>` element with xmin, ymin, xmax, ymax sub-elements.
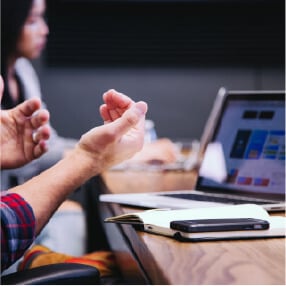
<box><xmin>1</xmin><ymin>263</ymin><xmax>100</xmax><ymax>285</ymax></box>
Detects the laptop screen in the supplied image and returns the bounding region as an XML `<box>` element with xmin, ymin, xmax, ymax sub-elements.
<box><xmin>197</xmin><ymin>91</ymin><xmax>285</xmax><ymax>200</ymax></box>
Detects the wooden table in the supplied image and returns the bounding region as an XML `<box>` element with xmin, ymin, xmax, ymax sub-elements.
<box><xmin>100</xmin><ymin>170</ymin><xmax>285</xmax><ymax>285</ymax></box>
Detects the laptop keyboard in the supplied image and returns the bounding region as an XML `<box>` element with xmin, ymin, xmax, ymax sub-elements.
<box><xmin>161</xmin><ymin>193</ymin><xmax>275</xmax><ymax>205</ymax></box>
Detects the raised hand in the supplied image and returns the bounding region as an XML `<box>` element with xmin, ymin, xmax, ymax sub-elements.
<box><xmin>99</xmin><ymin>89</ymin><xmax>134</xmax><ymax>123</ymax></box>
<box><xmin>1</xmin><ymin>97</ymin><xmax>51</xmax><ymax>169</ymax></box>
<box><xmin>77</xmin><ymin>90</ymin><xmax>148</xmax><ymax>172</ymax></box>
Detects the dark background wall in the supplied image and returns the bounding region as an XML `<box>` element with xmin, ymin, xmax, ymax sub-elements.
<box><xmin>33</xmin><ymin>0</ymin><xmax>285</xmax><ymax>141</ymax></box>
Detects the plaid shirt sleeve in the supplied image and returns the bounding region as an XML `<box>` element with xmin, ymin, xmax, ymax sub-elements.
<box><xmin>1</xmin><ymin>193</ymin><xmax>36</xmax><ymax>272</ymax></box>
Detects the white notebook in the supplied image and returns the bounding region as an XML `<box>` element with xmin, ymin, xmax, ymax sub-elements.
<box><xmin>104</xmin><ymin>204</ymin><xmax>286</xmax><ymax>241</ymax></box>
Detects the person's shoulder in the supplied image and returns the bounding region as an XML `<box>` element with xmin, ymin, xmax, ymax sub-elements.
<box><xmin>14</xmin><ymin>58</ymin><xmax>42</xmax><ymax>98</ymax></box>
<box><xmin>15</xmin><ymin>58</ymin><xmax>36</xmax><ymax>74</ymax></box>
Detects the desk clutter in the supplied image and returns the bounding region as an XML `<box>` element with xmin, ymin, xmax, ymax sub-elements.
<box><xmin>104</xmin><ymin>204</ymin><xmax>286</xmax><ymax>242</ymax></box>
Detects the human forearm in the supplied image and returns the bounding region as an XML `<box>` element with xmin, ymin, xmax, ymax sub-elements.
<box><xmin>7</xmin><ymin>149</ymin><xmax>99</xmax><ymax>234</ymax></box>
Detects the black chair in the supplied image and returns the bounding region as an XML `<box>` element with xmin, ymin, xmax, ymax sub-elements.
<box><xmin>1</xmin><ymin>263</ymin><xmax>100</xmax><ymax>285</ymax></box>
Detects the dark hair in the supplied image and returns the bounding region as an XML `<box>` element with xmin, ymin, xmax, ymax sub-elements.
<box><xmin>1</xmin><ymin>0</ymin><xmax>33</xmax><ymax>107</ymax></box>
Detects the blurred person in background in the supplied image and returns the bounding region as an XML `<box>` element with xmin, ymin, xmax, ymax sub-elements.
<box><xmin>1</xmin><ymin>0</ymin><xmax>77</xmax><ymax>192</ymax></box>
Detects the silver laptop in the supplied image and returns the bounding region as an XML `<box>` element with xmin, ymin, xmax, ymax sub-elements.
<box><xmin>100</xmin><ymin>88</ymin><xmax>285</xmax><ymax>212</ymax></box>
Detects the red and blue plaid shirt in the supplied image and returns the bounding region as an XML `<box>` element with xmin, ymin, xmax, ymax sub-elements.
<box><xmin>1</xmin><ymin>192</ymin><xmax>35</xmax><ymax>272</ymax></box>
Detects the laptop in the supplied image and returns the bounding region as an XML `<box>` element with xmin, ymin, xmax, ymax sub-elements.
<box><xmin>100</xmin><ymin>88</ymin><xmax>285</xmax><ymax>212</ymax></box>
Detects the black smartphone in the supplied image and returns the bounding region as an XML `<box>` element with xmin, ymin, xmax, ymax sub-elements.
<box><xmin>170</xmin><ymin>218</ymin><xmax>270</xmax><ymax>233</ymax></box>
